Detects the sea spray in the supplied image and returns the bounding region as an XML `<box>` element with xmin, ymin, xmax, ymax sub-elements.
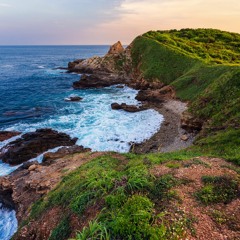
<box><xmin>0</xmin><ymin>205</ymin><xmax>17</xmax><ymax>240</ymax></box>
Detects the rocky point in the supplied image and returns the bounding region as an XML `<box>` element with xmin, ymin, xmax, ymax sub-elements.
<box><xmin>0</xmin><ymin>128</ymin><xmax>77</xmax><ymax>165</ymax></box>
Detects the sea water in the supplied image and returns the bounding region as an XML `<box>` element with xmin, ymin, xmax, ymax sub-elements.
<box><xmin>0</xmin><ymin>46</ymin><xmax>164</xmax><ymax>239</ymax></box>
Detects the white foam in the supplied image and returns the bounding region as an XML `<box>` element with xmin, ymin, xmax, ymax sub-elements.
<box><xmin>4</xmin><ymin>86</ymin><xmax>163</xmax><ymax>153</ymax></box>
<box><xmin>28</xmin><ymin>146</ymin><xmax>62</xmax><ymax>163</ymax></box>
<box><xmin>37</xmin><ymin>65</ymin><xmax>45</xmax><ymax>69</ymax></box>
<box><xmin>0</xmin><ymin>161</ymin><xmax>19</xmax><ymax>177</ymax></box>
<box><xmin>0</xmin><ymin>134</ymin><xmax>22</xmax><ymax>150</ymax></box>
<box><xmin>0</xmin><ymin>204</ymin><xmax>17</xmax><ymax>240</ymax></box>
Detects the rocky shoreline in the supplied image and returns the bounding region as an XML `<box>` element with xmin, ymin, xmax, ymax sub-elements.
<box><xmin>0</xmin><ymin>41</ymin><xmax>202</xmax><ymax>239</ymax></box>
<box><xmin>67</xmin><ymin>41</ymin><xmax>201</xmax><ymax>154</ymax></box>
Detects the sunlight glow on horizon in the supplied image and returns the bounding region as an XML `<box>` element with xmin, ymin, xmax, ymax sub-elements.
<box><xmin>0</xmin><ymin>0</ymin><xmax>240</xmax><ymax>45</ymax></box>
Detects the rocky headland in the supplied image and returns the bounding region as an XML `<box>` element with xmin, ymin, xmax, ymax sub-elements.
<box><xmin>1</xmin><ymin>29</ymin><xmax>239</xmax><ymax>240</ymax></box>
<box><xmin>68</xmin><ymin>40</ymin><xmax>199</xmax><ymax>153</ymax></box>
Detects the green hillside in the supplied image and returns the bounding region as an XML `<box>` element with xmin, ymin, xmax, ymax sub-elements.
<box><xmin>131</xmin><ymin>29</ymin><xmax>240</xmax><ymax>163</ymax></box>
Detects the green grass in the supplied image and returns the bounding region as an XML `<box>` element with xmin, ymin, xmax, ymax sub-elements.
<box><xmin>131</xmin><ymin>29</ymin><xmax>240</xmax><ymax>162</ymax></box>
<box><xmin>125</xmin><ymin>150</ymin><xmax>203</xmax><ymax>165</ymax></box>
<box><xmin>74</xmin><ymin>220</ymin><xmax>110</xmax><ymax>240</ymax></box>
<box><xmin>27</xmin><ymin>152</ymin><xmax>199</xmax><ymax>240</ymax></box>
<box><xmin>144</xmin><ymin>29</ymin><xmax>240</xmax><ymax>65</ymax></box>
<box><xmin>195</xmin><ymin>175</ymin><xmax>239</xmax><ymax>204</ymax></box>
<box><xmin>49</xmin><ymin>216</ymin><xmax>71</xmax><ymax>240</ymax></box>
<box><xmin>192</xmin><ymin>129</ymin><xmax>240</xmax><ymax>165</ymax></box>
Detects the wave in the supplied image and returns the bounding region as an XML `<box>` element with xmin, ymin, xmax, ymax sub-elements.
<box><xmin>37</xmin><ymin>65</ymin><xmax>45</xmax><ymax>69</ymax></box>
<box><xmin>0</xmin><ymin>204</ymin><xmax>17</xmax><ymax>240</ymax></box>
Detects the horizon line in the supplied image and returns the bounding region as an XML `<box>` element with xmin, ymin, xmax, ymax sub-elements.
<box><xmin>0</xmin><ymin>43</ymin><xmax>129</xmax><ymax>47</ymax></box>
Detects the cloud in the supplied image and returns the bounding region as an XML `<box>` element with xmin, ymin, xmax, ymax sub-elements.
<box><xmin>0</xmin><ymin>0</ymin><xmax>240</xmax><ymax>44</ymax></box>
<box><xmin>0</xmin><ymin>3</ymin><xmax>11</xmax><ymax>7</ymax></box>
<box><xmin>90</xmin><ymin>0</ymin><xmax>240</xmax><ymax>44</ymax></box>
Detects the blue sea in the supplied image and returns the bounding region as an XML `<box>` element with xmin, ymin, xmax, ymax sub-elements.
<box><xmin>0</xmin><ymin>46</ymin><xmax>163</xmax><ymax>239</ymax></box>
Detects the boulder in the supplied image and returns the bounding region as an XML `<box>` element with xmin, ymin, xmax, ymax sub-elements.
<box><xmin>64</xmin><ymin>96</ymin><xmax>83</xmax><ymax>102</ymax></box>
<box><xmin>0</xmin><ymin>131</ymin><xmax>21</xmax><ymax>142</ymax></box>
<box><xmin>0</xmin><ymin>129</ymin><xmax>77</xmax><ymax>165</ymax></box>
<box><xmin>181</xmin><ymin>134</ymin><xmax>189</xmax><ymax>141</ymax></box>
<box><xmin>111</xmin><ymin>103</ymin><xmax>145</xmax><ymax>112</ymax></box>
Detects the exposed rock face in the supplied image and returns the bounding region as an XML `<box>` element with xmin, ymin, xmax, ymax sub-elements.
<box><xmin>42</xmin><ymin>145</ymin><xmax>91</xmax><ymax>165</ymax></box>
<box><xmin>136</xmin><ymin>86</ymin><xmax>176</xmax><ymax>103</ymax></box>
<box><xmin>67</xmin><ymin>59</ymin><xmax>84</xmax><ymax>70</ymax></box>
<box><xmin>107</xmin><ymin>41</ymin><xmax>124</xmax><ymax>55</ymax></box>
<box><xmin>0</xmin><ymin>131</ymin><xmax>21</xmax><ymax>142</ymax></box>
<box><xmin>130</xmin><ymin>79</ymin><xmax>165</xmax><ymax>90</ymax></box>
<box><xmin>0</xmin><ymin>151</ymin><xmax>101</xmax><ymax>225</ymax></box>
<box><xmin>0</xmin><ymin>129</ymin><xmax>77</xmax><ymax>165</ymax></box>
<box><xmin>181</xmin><ymin>111</ymin><xmax>203</xmax><ymax>131</ymax></box>
<box><xmin>73</xmin><ymin>73</ymin><xmax>127</xmax><ymax>89</ymax></box>
<box><xmin>69</xmin><ymin>56</ymin><xmax>104</xmax><ymax>73</ymax></box>
<box><xmin>111</xmin><ymin>103</ymin><xmax>146</xmax><ymax>112</ymax></box>
<box><xmin>68</xmin><ymin>41</ymin><xmax>130</xmax><ymax>76</ymax></box>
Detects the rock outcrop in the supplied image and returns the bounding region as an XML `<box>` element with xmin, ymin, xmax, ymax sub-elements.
<box><xmin>64</xmin><ymin>96</ymin><xmax>83</xmax><ymax>102</ymax></box>
<box><xmin>107</xmin><ymin>41</ymin><xmax>124</xmax><ymax>55</ymax></box>
<box><xmin>73</xmin><ymin>73</ymin><xmax>128</xmax><ymax>89</ymax></box>
<box><xmin>135</xmin><ymin>85</ymin><xmax>176</xmax><ymax>103</ymax></box>
<box><xmin>0</xmin><ymin>151</ymin><xmax>100</xmax><ymax>224</ymax></box>
<box><xmin>111</xmin><ymin>103</ymin><xmax>146</xmax><ymax>112</ymax></box>
<box><xmin>68</xmin><ymin>41</ymin><xmax>131</xmax><ymax>76</ymax></box>
<box><xmin>0</xmin><ymin>129</ymin><xmax>77</xmax><ymax>165</ymax></box>
<box><xmin>42</xmin><ymin>145</ymin><xmax>91</xmax><ymax>165</ymax></box>
<box><xmin>181</xmin><ymin>111</ymin><xmax>203</xmax><ymax>131</ymax></box>
<box><xmin>0</xmin><ymin>131</ymin><xmax>21</xmax><ymax>142</ymax></box>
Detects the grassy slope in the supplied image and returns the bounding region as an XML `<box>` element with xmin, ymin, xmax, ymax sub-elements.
<box><xmin>22</xmin><ymin>152</ymin><xmax>240</xmax><ymax>240</ymax></box>
<box><xmin>131</xmin><ymin>29</ymin><xmax>240</xmax><ymax>163</ymax></box>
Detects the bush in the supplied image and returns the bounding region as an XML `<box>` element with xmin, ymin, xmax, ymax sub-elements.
<box><xmin>49</xmin><ymin>216</ymin><xmax>71</xmax><ymax>240</ymax></box>
<box><xmin>195</xmin><ymin>175</ymin><xmax>239</xmax><ymax>204</ymax></box>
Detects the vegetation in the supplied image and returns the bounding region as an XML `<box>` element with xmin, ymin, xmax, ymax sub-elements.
<box><xmin>16</xmin><ymin>29</ymin><xmax>240</xmax><ymax>239</ymax></box>
<box><xmin>145</xmin><ymin>29</ymin><xmax>240</xmax><ymax>64</ymax></box>
<box><xmin>131</xmin><ymin>28</ymin><xmax>240</xmax><ymax>164</ymax></box>
<box><xmin>195</xmin><ymin>175</ymin><xmax>239</xmax><ymax>204</ymax></box>
<box><xmin>49</xmin><ymin>216</ymin><xmax>71</xmax><ymax>240</ymax></box>
<box><xmin>28</xmin><ymin>153</ymin><xmax>203</xmax><ymax>240</ymax></box>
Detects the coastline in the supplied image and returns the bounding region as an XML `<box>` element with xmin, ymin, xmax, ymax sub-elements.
<box><xmin>130</xmin><ymin>99</ymin><xmax>195</xmax><ymax>153</ymax></box>
<box><xmin>66</xmin><ymin>40</ymin><xmax>197</xmax><ymax>154</ymax></box>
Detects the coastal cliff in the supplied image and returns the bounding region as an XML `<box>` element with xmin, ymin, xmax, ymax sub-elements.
<box><xmin>1</xmin><ymin>28</ymin><xmax>240</xmax><ymax>240</ymax></box>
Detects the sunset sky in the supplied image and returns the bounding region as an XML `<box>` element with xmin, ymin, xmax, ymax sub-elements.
<box><xmin>0</xmin><ymin>0</ymin><xmax>240</xmax><ymax>45</ymax></box>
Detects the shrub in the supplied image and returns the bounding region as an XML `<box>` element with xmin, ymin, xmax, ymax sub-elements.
<box><xmin>195</xmin><ymin>175</ymin><xmax>239</xmax><ymax>204</ymax></box>
<box><xmin>49</xmin><ymin>216</ymin><xmax>71</xmax><ymax>240</ymax></box>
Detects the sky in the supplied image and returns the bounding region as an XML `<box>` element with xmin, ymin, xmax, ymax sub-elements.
<box><xmin>0</xmin><ymin>0</ymin><xmax>240</xmax><ymax>45</ymax></box>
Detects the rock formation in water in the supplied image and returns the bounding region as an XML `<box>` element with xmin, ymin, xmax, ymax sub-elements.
<box><xmin>68</xmin><ymin>41</ymin><xmax>132</xmax><ymax>76</ymax></box>
<box><xmin>111</xmin><ymin>103</ymin><xmax>146</xmax><ymax>112</ymax></box>
<box><xmin>73</xmin><ymin>73</ymin><xmax>128</xmax><ymax>89</ymax></box>
<box><xmin>0</xmin><ymin>129</ymin><xmax>77</xmax><ymax>165</ymax></box>
<box><xmin>0</xmin><ymin>131</ymin><xmax>21</xmax><ymax>142</ymax></box>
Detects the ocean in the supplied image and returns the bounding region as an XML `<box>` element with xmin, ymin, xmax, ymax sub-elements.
<box><xmin>0</xmin><ymin>46</ymin><xmax>163</xmax><ymax>239</ymax></box>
